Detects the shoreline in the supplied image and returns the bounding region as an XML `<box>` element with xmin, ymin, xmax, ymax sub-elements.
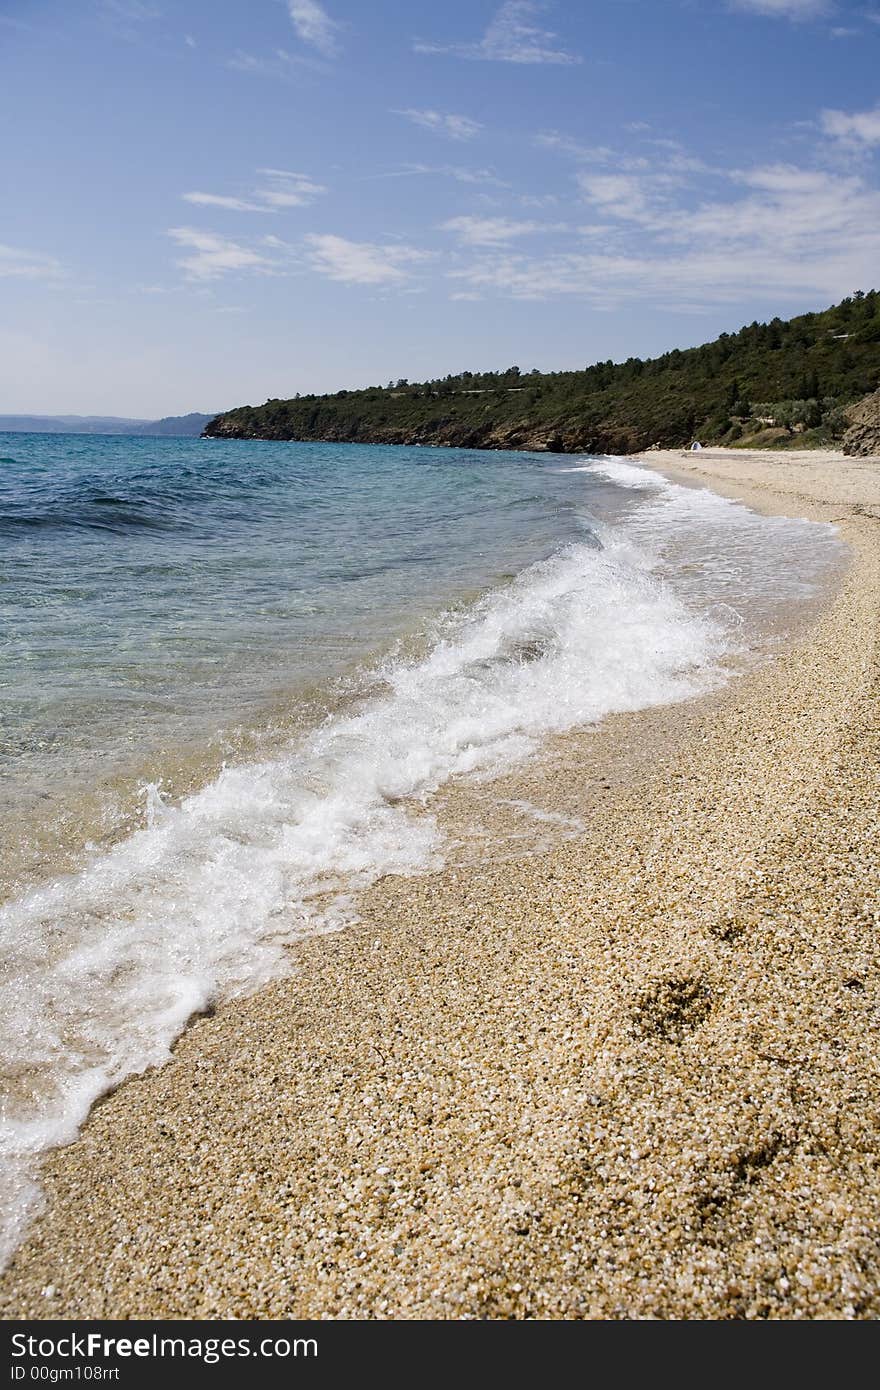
<box><xmin>2</xmin><ymin>447</ymin><xmax>880</xmax><ymax>1319</ymax></box>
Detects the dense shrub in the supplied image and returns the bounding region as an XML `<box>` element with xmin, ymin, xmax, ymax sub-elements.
<box><xmin>205</xmin><ymin>291</ymin><xmax>880</xmax><ymax>451</ymax></box>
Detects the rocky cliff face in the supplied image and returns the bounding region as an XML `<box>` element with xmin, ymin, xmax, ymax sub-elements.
<box><xmin>203</xmin><ymin>415</ymin><xmax>649</xmax><ymax>455</ymax></box>
<box><xmin>843</xmin><ymin>388</ymin><xmax>880</xmax><ymax>458</ymax></box>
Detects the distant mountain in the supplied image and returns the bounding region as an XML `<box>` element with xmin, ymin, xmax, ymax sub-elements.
<box><xmin>0</xmin><ymin>412</ymin><xmax>217</xmax><ymax>437</ymax></box>
<box><xmin>130</xmin><ymin>413</ymin><xmax>217</xmax><ymax>437</ymax></box>
<box><xmin>0</xmin><ymin>415</ymin><xmax>150</xmax><ymax>434</ymax></box>
<box><xmin>205</xmin><ymin>290</ymin><xmax>880</xmax><ymax>455</ymax></box>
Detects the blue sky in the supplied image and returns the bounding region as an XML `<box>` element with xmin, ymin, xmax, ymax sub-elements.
<box><xmin>1</xmin><ymin>0</ymin><xmax>879</xmax><ymax>416</ymax></box>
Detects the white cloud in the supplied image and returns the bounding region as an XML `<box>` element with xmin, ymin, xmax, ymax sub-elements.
<box><xmin>577</xmin><ymin>165</ymin><xmax>697</xmax><ymax>229</ymax></box>
<box><xmin>167</xmin><ymin>227</ymin><xmax>274</xmax><ymax>280</ymax></box>
<box><xmin>227</xmin><ymin>49</ymin><xmax>281</xmax><ymax>76</ymax></box>
<box><xmin>181</xmin><ymin>171</ymin><xmax>326</xmax><ymax>215</ymax></box>
<box><xmin>578</xmin><ymin>172</ymin><xmax>655</xmax><ymax>221</ymax></box>
<box><xmin>415</xmin><ymin>1</ymin><xmax>580</xmax><ymax>65</ymax></box>
<box><xmin>535</xmin><ymin>132</ymin><xmax>618</xmax><ymax>162</ymax></box>
<box><xmin>0</xmin><ymin>243</ymin><xmax>63</xmax><ymax>280</ymax></box>
<box><xmin>730</xmin><ymin>0</ymin><xmax>831</xmax><ymax>17</ymax></box>
<box><xmin>449</xmin><ymin>162</ymin><xmax>880</xmax><ymax>308</ymax></box>
<box><xmin>537</xmin><ymin>130</ymin><xmax>711</xmax><ymax>177</ymax></box>
<box><xmin>226</xmin><ymin>47</ymin><xmax>318</xmax><ymax>78</ymax></box>
<box><xmin>821</xmin><ymin>104</ymin><xmax>880</xmax><ymax>147</ymax></box>
<box><xmin>394</xmin><ymin>109</ymin><xmax>483</xmax><ymax>141</ymax></box>
<box><xmin>227</xmin><ymin>50</ymin><xmax>269</xmax><ymax>74</ymax></box>
<box><xmin>255</xmin><ymin>169</ymin><xmax>328</xmax><ymax>206</ymax></box>
<box><xmin>96</xmin><ymin>0</ymin><xmax>160</xmax><ymax>40</ymax></box>
<box><xmin>287</xmin><ymin>0</ymin><xmax>340</xmax><ymax>58</ymax></box>
<box><xmin>305</xmin><ymin>234</ymin><xmax>428</xmax><ymax>285</ymax></box>
<box><xmin>518</xmin><ymin>192</ymin><xmax>561</xmax><ymax>207</ymax></box>
<box><xmin>441</xmin><ymin>215</ymin><xmax>560</xmax><ymax>245</ymax></box>
<box><xmin>644</xmin><ymin>139</ymin><xmax>714</xmax><ymax>175</ymax></box>
<box><xmin>183</xmin><ymin>192</ymin><xmax>270</xmax><ymax>213</ymax></box>
<box><xmin>374</xmin><ymin>163</ymin><xmax>508</xmax><ymax>186</ymax></box>
<box><xmin>98</xmin><ymin>1</ymin><xmax>160</xmax><ymax>21</ymax></box>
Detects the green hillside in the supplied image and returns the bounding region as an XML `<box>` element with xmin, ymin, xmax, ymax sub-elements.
<box><xmin>204</xmin><ymin>291</ymin><xmax>880</xmax><ymax>454</ymax></box>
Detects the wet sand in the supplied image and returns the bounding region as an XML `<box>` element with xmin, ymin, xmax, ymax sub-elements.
<box><xmin>2</xmin><ymin>446</ymin><xmax>880</xmax><ymax>1320</ymax></box>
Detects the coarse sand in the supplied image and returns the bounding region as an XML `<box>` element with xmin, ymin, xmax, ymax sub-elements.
<box><xmin>2</xmin><ymin>447</ymin><xmax>879</xmax><ymax>1320</ymax></box>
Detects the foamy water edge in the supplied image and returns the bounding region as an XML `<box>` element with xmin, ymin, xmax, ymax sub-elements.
<box><xmin>0</xmin><ymin>458</ymin><xmax>844</xmax><ymax>1265</ymax></box>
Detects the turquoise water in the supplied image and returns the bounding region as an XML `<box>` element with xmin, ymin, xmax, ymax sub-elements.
<box><xmin>0</xmin><ymin>433</ymin><xmax>622</xmax><ymax>833</ymax></box>
<box><xmin>0</xmin><ymin>433</ymin><xmax>847</xmax><ymax>1264</ymax></box>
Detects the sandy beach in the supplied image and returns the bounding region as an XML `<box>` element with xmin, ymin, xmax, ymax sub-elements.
<box><xmin>2</xmin><ymin>446</ymin><xmax>880</xmax><ymax>1321</ymax></box>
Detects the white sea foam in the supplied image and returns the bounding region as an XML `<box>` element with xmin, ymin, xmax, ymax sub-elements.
<box><xmin>0</xmin><ymin>460</ymin><xmax>842</xmax><ymax>1264</ymax></box>
<box><xmin>588</xmin><ymin>456</ymin><xmax>845</xmax><ymax>623</ymax></box>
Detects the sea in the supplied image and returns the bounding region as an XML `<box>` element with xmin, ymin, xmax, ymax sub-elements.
<box><xmin>0</xmin><ymin>431</ymin><xmax>847</xmax><ymax>1264</ymax></box>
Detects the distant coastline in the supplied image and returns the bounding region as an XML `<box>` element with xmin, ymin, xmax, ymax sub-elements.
<box><xmin>0</xmin><ymin>412</ymin><xmax>217</xmax><ymax>438</ymax></box>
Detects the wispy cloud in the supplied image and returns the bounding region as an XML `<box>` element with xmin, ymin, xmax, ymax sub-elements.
<box><xmin>537</xmin><ymin>130</ymin><xmax>712</xmax><ymax>176</ymax></box>
<box><xmin>0</xmin><ymin>243</ymin><xmax>64</xmax><ymax>281</ymax></box>
<box><xmin>167</xmin><ymin>227</ymin><xmax>274</xmax><ymax>280</ymax></box>
<box><xmin>576</xmin><ymin>162</ymin><xmax>710</xmax><ymax>229</ymax></box>
<box><xmin>518</xmin><ymin>192</ymin><xmax>561</xmax><ymax>208</ymax></box>
<box><xmin>578</xmin><ymin>172</ymin><xmax>657</xmax><ymax>222</ymax></box>
<box><xmin>372</xmin><ymin>163</ymin><xmax>508</xmax><ymax>187</ymax></box>
<box><xmin>227</xmin><ymin>50</ymin><xmax>271</xmax><ymax>74</ymax></box>
<box><xmin>96</xmin><ymin>0</ymin><xmax>161</xmax><ymax>40</ymax></box>
<box><xmin>535</xmin><ymin>130</ymin><xmax>719</xmax><ymax>234</ymax></box>
<box><xmin>287</xmin><ymin>0</ymin><xmax>340</xmax><ymax>58</ymax></box>
<box><xmin>415</xmin><ymin>1</ymin><xmax>580</xmax><ymax>66</ymax></box>
<box><xmin>183</xmin><ymin>193</ymin><xmax>271</xmax><ymax>213</ymax></box>
<box><xmin>255</xmin><ymin>169</ymin><xmax>327</xmax><ymax>206</ymax></box>
<box><xmin>449</xmin><ymin>158</ymin><xmax>880</xmax><ymax>309</ymax></box>
<box><xmin>394</xmin><ymin>109</ymin><xmax>483</xmax><ymax>141</ymax></box>
<box><xmin>98</xmin><ymin>0</ymin><xmax>161</xmax><ymax>19</ymax></box>
<box><xmin>729</xmin><ymin>0</ymin><xmax>832</xmax><ymax>18</ymax></box>
<box><xmin>441</xmin><ymin>215</ymin><xmax>562</xmax><ymax>245</ymax></box>
<box><xmin>182</xmin><ymin>170</ymin><xmax>326</xmax><ymax>215</ymax></box>
<box><xmin>305</xmin><ymin>234</ymin><xmax>428</xmax><ymax>285</ymax></box>
<box><xmin>536</xmin><ymin>131</ymin><xmax>636</xmax><ymax>164</ymax></box>
<box><xmin>226</xmin><ymin>47</ymin><xmax>320</xmax><ymax>78</ymax></box>
<box><xmin>821</xmin><ymin>103</ymin><xmax>880</xmax><ymax>147</ymax></box>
